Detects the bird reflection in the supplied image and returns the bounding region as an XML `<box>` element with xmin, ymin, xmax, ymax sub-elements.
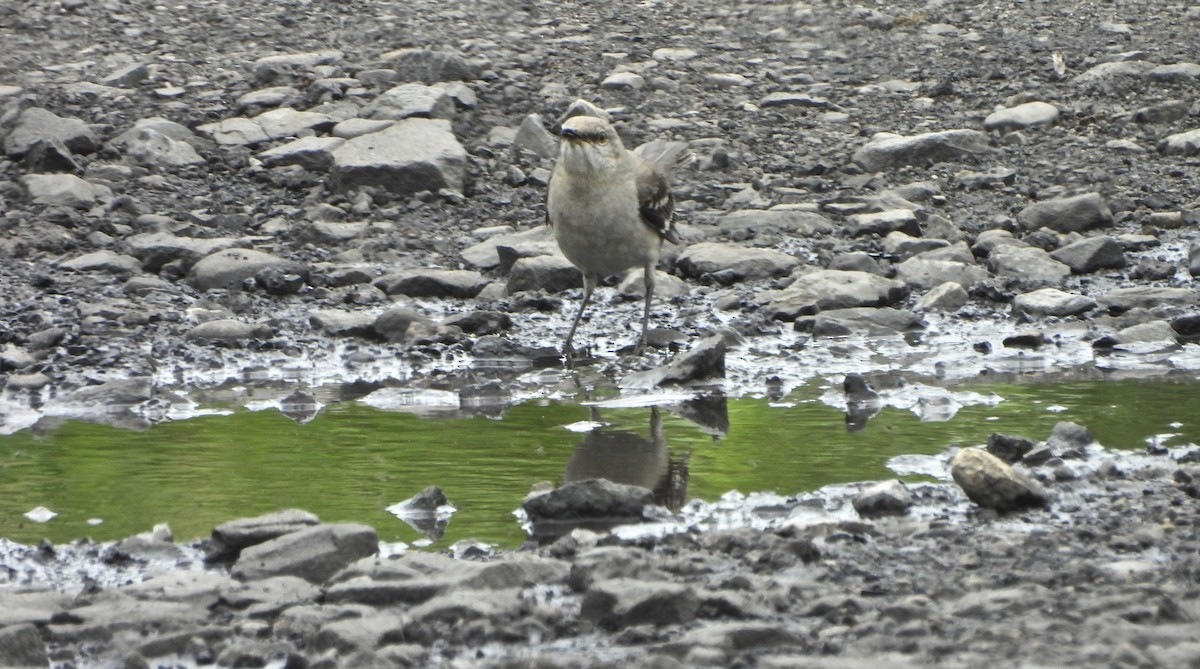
<box><xmin>564</xmin><ymin>406</ymin><xmax>690</xmax><ymax>511</ymax></box>
<box><xmin>843</xmin><ymin>373</ymin><xmax>883</xmax><ymax>433</ymax></box>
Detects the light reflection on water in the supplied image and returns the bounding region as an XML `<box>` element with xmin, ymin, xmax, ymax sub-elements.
<box><xmin>0</xmin><ymin>377</ymin><xmax>1198</xmax><ymax>548</ymax></box>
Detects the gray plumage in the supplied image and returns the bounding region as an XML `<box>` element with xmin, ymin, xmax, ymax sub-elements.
<box><xmin>546</xmin><ymin>115</ymin><xmax>681</xmax><ymax>360</ymax></box>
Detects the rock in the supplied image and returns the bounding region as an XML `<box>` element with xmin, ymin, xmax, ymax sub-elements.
<box><xmin>1146</xmin><ymin>62</ymin><xmax>1200</xmax><ymax>82</ymax></box>
<box><xmin>460</xmin><ymin>559</ymin><xmax>571</xmax><ymax>590</ymax></box>
<box><xmin>19</xmin><ymin>137</ymin><xmax>80</xmax><ymax>172</ymax></box>
<box><xmin>852</xmin><ymin>129</ymin><xmax>991</xmax><ymax>171</ymax></box>
<box><xmin>111</xmin><ymin>117</ymin><xmax>203</xmax><ymax>148</ymax></box>
<box><xmin>0</xmin><ymin>623</ymin><xmax>49</xmax><ymax>669</ymax></box>
<box><xmin>582</xmin><ymin>579</ymin><xmax>699</xmax><ymax>630</ymax></box>
<box><xmin>622</xmin><ymin>333</ymin><xmax>727</xmax><ymax>387</ymax></box>
<box><xmin>1190</xmin><ymin>244</ymin><xmax>1200</xmax><ymax>277</ymax></box>
<box><xmin>373</xmin><ymin>307</ymin><xmax>432</xmax><ymax>342</ymax></box>
<box><xmin>1071</xmin><ymin>60</ymin><xmax>1155</xmax><ymax>86</ymax></box>
<box><xmin>198</xmin><ymin>108</ymin><xmax>335</xmax><ymax>146</ymax></box>
<box><xmin>236</xmin><ymin>85</ymin><xmax>299</xmax><ymax>110</ymax></box>
<box><xmin>716</xmin><ymin>208</ymin><xmax>835</xmax><ymax>239</ymax></box>
<box><xmin>312</xmin><ymin>614</ymin><xmax>405</xmax><ymax>654</ymax></box>
<box><xmin>852</xmin><ymin>480</ymin><xmax>913</xmax><ymax>517</ymax></box>
<box><xmin>983</xmin><ymin>101</ymin><xmax>1060</xmax><ymax>132</ymax></box>
<box><xmin>125</xmin><ymin>127</ymin><xmax>205</xmax><ymax>167</ymax></box>
<box><xmin>443</xmin><ymin>310</ymin><xmax>513</xmax><ymax>335</ymax></box>
<box><xmin>845</xmin><ymin>208</ymin><xmax>921</xmax><ymax>237</ymax></box>
<box><xmin>461</xmin><ymin>226</ymin><xmax>557</xmax><ymax>270</ymax></box>
<box><xmin>1159</xmin><ymin>128</ymin><xmax>1200</xmax><ymax>156</ymax></box>
<box><xmin>374</xmin><ymin>269</ymin><xmax>487</xmax><ymax>298</ymax></box>
<box><xmin>1016</xmin><ymin>192</ymin><xmax>1113</xmax><ymax>233</ymax></box>
<box><xmin>894</xmin><ymin>257</ymin><xmax>989</xmax><ymax>291</ymax></box>
<box><xmin>21</xmin><ymin>174</ymin><xmax>112</xmax><ymax>208</ymax></box>
<box><xmin>810</xmin><ymin>307</ymin><xmax>923</xmax><ymax>337</ymax></box>
<box><xmin>379</xmin><ymin>47</ymin><xmax>479</xmax><ymax>83</ymax></box>
<box><xmin>231</xmin><ymin>523</ymin><xmax>378</xmax><ymax>584</ymax></box>
<box><xmin>512</xmin><ymin>114</ymin><xmax>558</xmax><ymax>159</ymax></box>
<box><xmin>125</xmin><ymin>232</ymin><xmax>240</xmax><ymax>273</ymax></box>
<box><xmin>1098</xmin><ymin>286</ymin><xmax>1199</xmax><ymax>312</ymax></box>
<box><xmin>987</xmin><ymin>433</ymin><xmax>1036</xmax><ymax>464</ymax></box>
<box><xmin>330</xmin><ymin>118</ymin><xmax>466</xmax><ymax>195</ymax></box>
<box><xmin>950</xmin><ymin>447</ymin><xmax>1049</xmax><ymax>512</ymax></box>
<box><xmin>361</xmin><ymin>83</ymin><xmax>455</xmax><ymax>120</ymax></box>
<box><xmin>676</xmin><ymin>242</ymin><xmax>799</xmax><ymax>281</ymax></box>
<box><xmin>506</xmin><ymin>254</ymin><xmax>581</xmax><ymax>294</ymax></box>
<box><xmin>601</xmin><ymin>71</ymin><xmax>645</xmax><ymax>90</ymax></box>
<box><xmin>59</xmin><ymin>250</ymin><xmax>142</xmax><ymax>274</ymax></box>
<box><xmin>1046</xmin><ymin>420</ymin><xmax>1095</xmax><ymax>452</ymax></box>
<box><xmin>252</xmin><ymin>49</ymin><xmax>344</xmax><ymax>84</ymax></box>
<box><xmin>761</xmin><ymin>270</ymin><xmax>908</xmax><ymax>320</ymax></box>
<box><xmin>188</xmin><ymin>248</ymin><xmax>309</xmax><ymax>291</ymax></box>
<box><xmin>257</xmin><ymin>136</ymin><xmax>345</xmax><ymax>171</ymax></box>
<box><xmin>1012</xmin><ymin>288</ymin><xmax>1097</xmax><ymax>318</ymax></box>
<box><xmin>3</xmin><ymin>107</ymin><xmax>99</xmax><ymax>156</ymax></box>
<box><xmin>309</xmin><ymin>309</ymin><xmax>377</xmax><ymax>338</ymax></box>
<box><xmin>1050</xmin><ymin>236</ymin><xmax>1126</xmax><ymax>273</ymax></box>
<box><xmin>185</xmin><ymin>319</ymin><xmax>273</xmax><ymax>343</ymax></box>
<box><xmin>882</xmin><ymin>231</ymin><xmax>949</xmax><ymax>259</ymax></box>
<box><xmin>915</xmin><ymin>281</ymin><xmax>969</xmax><ymax>312</ymax></box>
<box><xmin>759</xmin><ymin>92</ymin><xmax>839</xmax><ymax>110</ymax></box>
<box><xmin>987</xmin><ymin>246</ymin><xmax>1071</xmax><ymax>287</ymax></box>
<box><xmin>522</xmin><ymin>479</ymin><xmax>654</xmax><ymax>523</ymax></box>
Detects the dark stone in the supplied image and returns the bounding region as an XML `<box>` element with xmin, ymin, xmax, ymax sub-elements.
<box><xmin>987</xmin><ymin>433</ymin><xmax>1036</xmax><ymax>464</ymax></box>
<box><xmin>523</xmin><ymin>479</ymin><xmax>653</xmax><ymax>523</ymax></box>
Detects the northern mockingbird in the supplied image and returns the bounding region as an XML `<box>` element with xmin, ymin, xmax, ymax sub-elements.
<box><xmin>546</xmin><ymin>115</ymin><xmax>681</xmax><ymax>361</ymax></box>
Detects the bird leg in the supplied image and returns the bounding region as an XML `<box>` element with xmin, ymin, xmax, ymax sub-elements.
<box><xmin>563</xmin><ymin>273</ymin><xmax>596</xmax><ymax>366</ymax></box>
<box><xmin>635</xmin><ymin>264</ymin><xmax>656</xmax><ymax>355</ymax></box>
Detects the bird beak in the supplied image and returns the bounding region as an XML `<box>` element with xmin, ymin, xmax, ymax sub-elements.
<box><xmin>560</xmin><ymin>127</ymin><xmax>580</xmax><ymax>141</ymax></box>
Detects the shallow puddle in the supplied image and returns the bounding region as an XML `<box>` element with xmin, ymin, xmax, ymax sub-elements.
<box><xmin>1</xmin><ymin>376</ymin><xmax>1198</xmax><ymax>548</ymax></box>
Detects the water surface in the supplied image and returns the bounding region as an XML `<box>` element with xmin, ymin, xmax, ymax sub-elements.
<box><xmin>1</xmin><ymin>377</ymin><xmax>1197</xmax><ymax>547</ymax></box>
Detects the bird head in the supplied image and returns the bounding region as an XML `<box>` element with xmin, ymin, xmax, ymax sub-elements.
<box><xmin>556</xmin><ymin>115</ymin><xmax>626</xmax><ymax>174</ymax></box>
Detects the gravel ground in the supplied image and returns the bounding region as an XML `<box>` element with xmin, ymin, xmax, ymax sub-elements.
<box><xmin>2</xmin><ymin>0</ymin><xmax>1200</xmax><ymax>666</ymax></box>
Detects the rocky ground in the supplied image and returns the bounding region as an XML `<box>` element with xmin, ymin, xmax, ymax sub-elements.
<box><xmin>2</xmin><ymin>0</ymin><xmax>1200</xmax><ymax>666</ymax></box>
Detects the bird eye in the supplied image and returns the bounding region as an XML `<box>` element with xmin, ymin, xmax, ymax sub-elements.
<box><xmin>596</xmin><ymin>135</ymin><xmax>608</xmax><ymax>144</ymax></box>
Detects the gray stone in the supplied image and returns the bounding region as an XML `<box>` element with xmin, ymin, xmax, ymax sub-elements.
<box><xmin>252</xmin><ymin>49</ymin><xmax>343</xmax><ymax>84</ymax></box>
<box><xmin>313</xmin><ymin>614</ymin><xmax>405</xmax><ymax>654</ymax></box>
<box><xmin>582</xmin><ymin>578</ymin><xmax>699</xmax><ymax>630</ymax></box>
<box><xmin>1159</xmin><ymin>128</ymin><xmax>1200</xmax><ymax>156</ymax></box>
<box><xmin>4</xmin><ymin>107</ymin><xmax>99</xmax><ymax>156</ymax></box>
<box><xmin>0</xmin><ymin>623</ymin><xmax>49</xmax><ymax>669</ymax></box>
<box><xmin>125</xmin><ymin>232</ymin><xmax>241</xmax><ymax>273</ymax></box>
<box><xmin>852</xmin><ymin>129</ymin><xmax>992</xmax><ymax>171</ymax></box>
<box><xmin>677</xmin><ymin>242</ymin><xmax>799</xmax><ymax>281</ymax></box>
<box><xmin>971</xmin><ymin>228</ymin><xmax>1025</xmax><ymax>257</ymax></box>
<box><xmin>512</xmin><ymin>114</ymin><xmax>557</xmax><ymax>159</ymax></box>
<box><xmin>324</xmin><ymin>578</ymin><xmax>454</xmax><ymax>607</ymax></box>
<box><xmin>523</xmin><ymin>479</ymin><xmax>654</xmax><ymax>522</ymax></box>
<box><xmin>916</xmin><ymin>281</ymin><xmax>970</xmax><ymax>312</ymax></box>
<box><xmin>1012</xmin><ymin>288</ymin><xmax>1097</xmax><ymax>318</ymax></box>
<box><xmin>236</xmin><ymin>85</ymin><xmax>299</xmax><ymax>109</ymax></box>
<box><xmin>373</xmin><ymin>307</ymin><xmax>432</xmax><ymax>343</ymax></box>
<box><xmin>100</xmin><ymin>62</ymin><xmax>149</xmax><ymax>87</ymax></box>
<box><xmin>333</xmin><ymin>118</ymin><xmax>395</xmax><ymax>139</ymax></box>
<box><xmin>188</xmin><ymin>248</ymin><xmax>308</xmax><ymax>291</ymax></box>
<box><xmin>379</xmin><ymin>47</ymin><xmax>479</xmax><ymax>83</ymax></box>
<box><xmin>1046</xmin><ymin>420</ymin><xmax>1095</xmax><ymax>452</ymax></box>
<box><xmin>950</xmin><ymin>447</ymin><xmax>1049</xmax><ymax>512</ymax></box>
<box><xmin>1146</xmin><ymin>62</ymin><xmax>1200</xmax><ymax>82</ymax></box>
<box><xmin>987</xmin><ymin>246</ymin><xmax>1071</xmax><ymax>287</ymax></box>
<box><xmin>760</xmin><ymin>92</ymin><xmax>839</xmax><ymax>110</ymax></box>
<box><xmin>761</xmin><ymin>270</ymin><xmax>908</xmax><ymax>320</ymax></box>
<box><xmin>361</xmin><ymin>83</ymin><xmax>455</xmax><ymax>121</ymax></box>
<box><xmin>852</xmin><ymin>480</ymin><xmax>913</xmax><ymax>517</ymax></box>
<box><xmin>309</xmin><ymin>309</ymin><xmax>378</xmax><ymax>338</ymax></box>
<box><xmin>1016</xmin><ymin>192</ymin><xmax>1113</xmax><ymax>233</ymax></box>
<box><xmin>125</xmin><ymin>128</ymin><xmax>205</xmax><ymax>167</ymax></box>
<box><xmin>1071</xmin><ymin>60</ymin><xmax>1155</xmax><ymax>85</ymax></box>
<box><xmin>185</xmin><ymin>319</ymin><xmax>273</xmax><ymax>343</ymax></box>
<box><xmin>406</xmin><ymin>589</ymin><xmax>522</xmax><ymax>631</ymax></box>
<box><xmin>460</xmin><ymin>559</ymin><xmax>571</xmax><ymax>590</ymax></box>
<box><xmin>209</xmin><ymin>509</ymin><xmax>322</xmax><ymax>562</ymax></box>
<box><xmin>894</xmin><ymin>257</ymin><xmax>988</xmax><ymax>291</ymax></box>
<box><xmin>717</xmin><ymin>208</ymin><xmax>835</xmax><ymax>239</ymax></box>
<box><xmin>506</xmin><ymin>254</ymin><xmax>581</xmax><ymax>294</ymax></box>
<box><xmin>601</xmin><ymin>71</ymin><xmax>646</xmax><ymax>90</ymax></box>
<box><xmin>461</xmin><ymin>226</ymin><xmax>557</xmax><ymax>269</ymax></box>
<box><xmin>1099</xmin><ymin>286</ymin><xmax>1199</xmax><ymax>311</ymax></box>
<box><xmin>21</xmin><ymin>174</ymin><xmax>112</xmax><ymax>208</ymax></box>
<box><xmin>845</xmin><ymin>208</ymin><xmax>921</xmax><ymax>237</ymax></box>
<box><xmin>810</xmin><ymin>307</ymin><xmax>923</xmax><ymax>337</ymax></box>
<box><xmin>374</xmin><ymin>269</ymin><xmax>487</xmax><ymax>298</ymax></box>
<box><xmin>331</xmin><ymin>118</ymin><xmax>466</xmax><ymax>195</ymax></box>
<box><xmin>983</xmin><ymin>101</ymin><xmax>1060</xmax><ymax>132</ymax></box>
<box><xmin>7</xmin><ymin>373</ymin><xmax>51</xmax><ymax>390</ymax></box>
<box><xmin>0</xmin><ymin>344</ymin><xmax>37</xmax><ymax>372</ymax></box>
<box><xmin>111</xmin><ymin>117</ymin><xmax>202</xmax><ymax>149</ymax></box>
<box><xmin>1191</xmin><ymin>244</ymin><xmax>1200</xmax><ymax>278</ymax></box>
<box><xmin>231</xmin><ymin>523</ymin><xmax>379</xmax><ymax>583</ymax></box>
<box><xmin>882</xmin><ymin>231</ymin><xmax>950</xmax><ymax>259</ymax></box>
<box><xmin>59</xmin><ymin>250</ymin><xmax>141</xmax><ymax>274</ymax></box>
<box><xmin>257</xmin><ymin>136</ymin><xmax>345</xmax><ymax>171</ymax></box>
<box><xmin>623</xmin><ymin>333</ymin><xmax>727</xmax><ymax>388</ymax></box>
<box><xmin>198</xmin><ymin>108</ymin><xmax>335</xmax><ymax>146</ymax></box>
<box><xmin>1050</xmin><ymin>236</ymin><xmax>1126</xmax><ymax>273</ymax></box>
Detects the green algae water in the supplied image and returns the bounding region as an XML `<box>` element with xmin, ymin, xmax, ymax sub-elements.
<box><xmin>1</xmin><ymin>378</ymin><xmax>1198</xmax><ymax>547</ymax></box>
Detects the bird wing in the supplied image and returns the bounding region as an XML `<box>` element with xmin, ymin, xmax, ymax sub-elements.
<box><xmin>634</xmin><ymin>156</ymin><xmax>680</xmax><ymax>244</ymax></box>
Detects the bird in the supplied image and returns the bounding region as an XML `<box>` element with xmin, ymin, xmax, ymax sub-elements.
<box><xmin>546</xmin><ymin>114</ymin><xmax>681</xmax><ymax>363</ymax></box>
